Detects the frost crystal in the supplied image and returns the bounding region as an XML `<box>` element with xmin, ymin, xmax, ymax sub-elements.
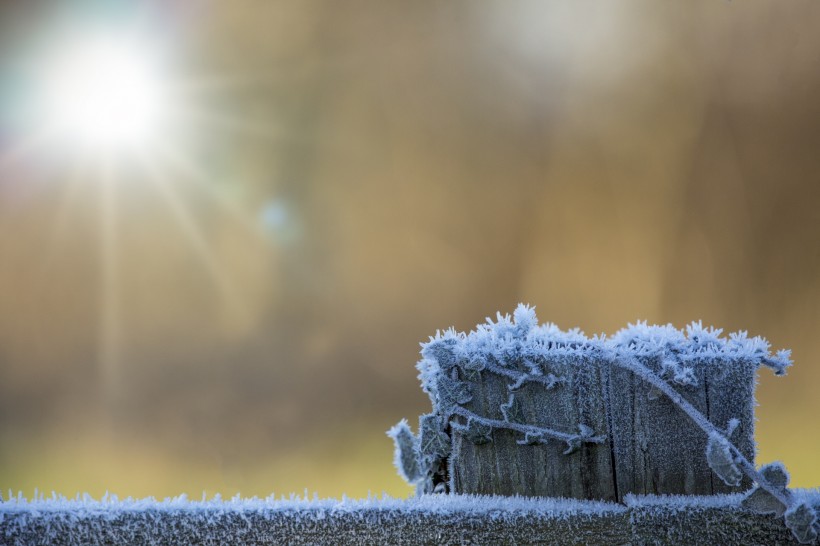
<box><xmin>421</xmin><ymin>337</ymin><xmax>459</xmax><ymax>371</ymax></box>
<box><xmin>760</xmin><ymin>461</ymin><xmax>791</xmax><ymax>489</ymax></box>
<box><xmin>435</xmin><ymin>374</ymin><xmax>472</xmax><ymax>416</ymax></box>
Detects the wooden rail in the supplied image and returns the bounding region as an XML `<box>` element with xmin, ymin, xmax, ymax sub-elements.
<box><xmin>2</xmin><ymin>491</ymin><xmax>818</xmax><ymax>545</ymax></box>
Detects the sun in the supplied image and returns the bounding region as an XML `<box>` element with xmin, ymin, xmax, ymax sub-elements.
<box><xmin>37</xmin><ymin>32</ymin><xmax>169</xmax><ymax>154</ymax></box>
<box><xmin>0</xmin><ymin>20</ymin><xmax>276</xmax><ymax>401</ymax></box>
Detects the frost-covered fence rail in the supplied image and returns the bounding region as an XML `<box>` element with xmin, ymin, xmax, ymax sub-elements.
<box><xmin>2</xmin><ymin>492</ymin><xmax>819</xmax><ymax>545</ymax></box>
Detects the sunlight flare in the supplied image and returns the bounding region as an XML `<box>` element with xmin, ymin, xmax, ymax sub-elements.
<box><xmin>139</xmin><ymin>156</ymin><xmax>249</xmax><ymax>324</ymax></box>
<box><xmin>2</xmin><ymin>19</ymin><xmax>279</xmax><ymax>402</ymax></box>
<box><xmin>37</xmin><ymin>33</ymin><xmax>168</xmax><ymax>153</ymax></box>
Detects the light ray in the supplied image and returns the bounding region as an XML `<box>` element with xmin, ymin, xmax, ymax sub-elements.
<box><xmin>138</xmin><ymin>156</ymin><xmax>249</xmax><ymax>324</ymax></box>
<box><xmin>175</xmin><ymin>100</ymin><xmax>369</xmax><ymax>161</ymax></box>
<box><xmin>167</xmin><ymin>73</ymin><xmax>276</xmax><ymax>95</ymax></box>
<box><xmin>0</xmin><ymin>131</ymin><xmax>55</xmax><ymax>175</ymax></box>
<box><xmin>97</xmin><ymin>158</ymin><xmax>122</xmax><ymax>403</ymax></box>
<box><xmin>155</xmin><ymin>145</ymin><xmax>263</xmax><ymax>238</ymax></box>
<box><xmin>175</xmin><ymin>104</ymin><xmax>289</xmax><ymax>140</ymax></box>
<box><xmin>33</xmin><ymin>158</ymin><xmax>87</xmax><ymax>282</ymax></box>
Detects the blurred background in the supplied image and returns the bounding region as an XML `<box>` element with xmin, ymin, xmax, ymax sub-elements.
<box><xmin>0</xmin><ymin>0</ymin><xmax>818</xmax><ymax>500</ymax></box>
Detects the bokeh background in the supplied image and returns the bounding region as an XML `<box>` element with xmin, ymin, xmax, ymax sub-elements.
<box><xmin>1</xmin><ymin>0</ymin><xmax>818</xmax><ymax>500</ymax></box>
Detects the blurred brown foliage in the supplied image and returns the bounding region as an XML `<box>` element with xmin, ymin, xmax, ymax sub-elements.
<box><xmin>0</xmin><ymin>1</ymin><xmax>818</xmax><ymax>498</ymax></box>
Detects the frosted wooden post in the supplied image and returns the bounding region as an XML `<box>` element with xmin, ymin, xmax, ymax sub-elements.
<box><xmin>390</xmin><ymin>306</ymin><xmax>792</xmax><ymax>504</ymax></box>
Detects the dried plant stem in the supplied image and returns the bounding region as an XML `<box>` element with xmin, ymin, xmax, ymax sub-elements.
<box><xmin>481</xmin><ymin>362</ymin><xmax>564</xmax><ymax>389</ymax></box>
<box><xmin>451</xmin><ymin>406</ymin><xmax>606</xmax><ymax>445</ymax></box>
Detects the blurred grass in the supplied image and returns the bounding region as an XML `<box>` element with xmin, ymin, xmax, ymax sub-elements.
<box><xmin>2</xmin><ymin>397</ymin><xmax>816</xmax><ymax>501</ymax></box>
<box><xmin>0</xmin><ymin>422</ymin><xmax>412</xmax><ymax>500</ymax></box>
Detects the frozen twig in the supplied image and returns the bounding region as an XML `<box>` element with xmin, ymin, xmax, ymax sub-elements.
<box><xmin>451</xmin><ymin>406</ymin><xmax>606</xmax><ymax>450</ymax></box>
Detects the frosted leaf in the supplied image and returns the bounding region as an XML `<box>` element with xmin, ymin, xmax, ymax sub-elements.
<box><xmin>517</xmin><ymin>432</ymin><xmax>547</xmax><ymax>446</ymax></box>
<box><xmin>760</xmin><ymin>461</ymin><xmax>790</xmax><ymax>489</ymax></box>
<box><xmin>741</xmin><ymin>487</ymin><xmax>787</xmax><ymax>516</ymax></box>
<box><xmin>460</xmin><ymin>358</ymin><xmax>485</xmax><ymax>382</ymax></box>
<box><xmin>462</xmin><ymin>358</ymin><xmax>486</xmax><ymax>373</ymax></box>
<box><xmin>763</xmin><ymin>349</ymin><xmax>792</xmax><ymax>376</ymax></box>
<box><xmin>500</xmin><ymin>394</ymin><xmax>525</xmax><ymax>424</ymax></box>
<box><xmin>738</xmin><ymin>462</ymin><xmax>792</xmax><ymax>518</ymax></box>
<box><xmin>421</xmin><ymin>338</ymin><xmax>458</xmax><ymax>371</ymax></box>
<box><xmin>435</xmin><ymin>374</ymin><xmax>472</xmax><ymax>415</ymax></box>
<box><xmin>386</xmin><ymin>420</ymin><xmax>422</xmax><ymax>484</ymax></box>
<box><xmin>419</xmin><ymin>413</ymin><xmax>451</xmax><ymax>459</ymax></box>
<box><xmin>453</xmin><ymin>418</ymin><xmax>493</xmax><ymax>445</ymax></box>
<box><xmin>784</xmin><ymin>502</ymin><xmax>818</xmax><ymax>544</ymax></box>
<box><xmin>706</xmin><ymin>433</ymin><xmax>742</xmax><ymax>487</ymax></box>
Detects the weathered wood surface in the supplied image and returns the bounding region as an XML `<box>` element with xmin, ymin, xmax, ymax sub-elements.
<box><xmin>2</xmin><ymin>492</ymin><xmax>817</xmax><ymax>545</ymax></box>
<box><xmin>607</xmin><ymin>354</ymin><xmax>712</xmax><ymax>498</ymax></box>
<box><xmin>706</xmin><ymin>357</ymin><xmax>757</xmax><ymax>493</ymax></box>
<box><xmin>451</xmin><ymin>351</ymin><xmax>756</xmax><ymax>503</ymax></box>
<box><xmin>607</xmin><ymin>356</ymin><xmax>756</xmax><ymax>500</ymax></box>
<box><xmin>451</xmin><ymin>353</ymin><xmax>615</xmax><ymax>500</ymax></box>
